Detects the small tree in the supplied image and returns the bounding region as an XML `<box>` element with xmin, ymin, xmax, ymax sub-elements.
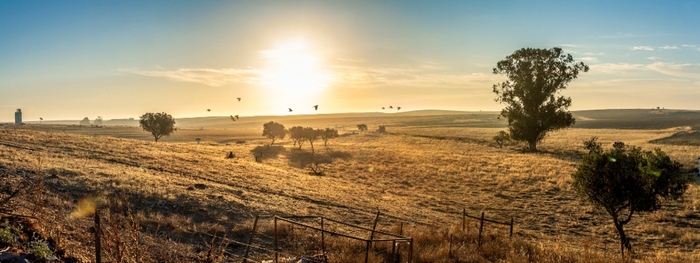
<box><xmin>572</xmin><ymin>140</ymin><xmax>692</xmax><ymax>257</ymax></box>
<box><xmin>262</xmin><ymin>121</ymin><xmax>286</xmax><ymax>145</ymax></box>
<box><xmin>357</xmin><ymin>124</ymin><xmax>368</xmax><ymax>132</ymax></box>
<box><xmin>94</xmin><ymin>116</ymin><xmax>103</xmax><ymax>126</ymax></box>
<box><xmin>79</xmin><ymin>117</ymin><xmax>90</xmax><ymax>126</ymax></box>
<box><xmin>493</xmin><ymin>47</ymin><xmax>589</xmax><ymax>152</ymax></box>
<box><xmin>493</xmin><ymin>130</ymin><xmax>511</xmax><ymax>148</ymax></box>
<box><xmin>139</xmin><ymin>112</ymin><xmax>176</xmax><ymax>142</ymax></box>
<box><xmin>320</xmin><ymin>128</ymin><xmax>339</xmax><ymax>147</ymax></box>
<box><xmin>288</xmin><ymin>126</ymin><xmax>305</xmax><ymax>149</ymax></box>
<box><xmin>303</xmin><ymin>127</ymin><xmax>321</xmax><ymax>153</ymax></box>
<box><xmin>377</xmin><ymin>125</ymin><xmax>386</xmax><ymax>133</ymax></box>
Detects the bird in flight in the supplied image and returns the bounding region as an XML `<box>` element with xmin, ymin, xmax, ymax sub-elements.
<box><xmin>230</xmin><ymin>115</ymin><xmax>236</xmax><ymax>121</ymax></box>
<box><xmin>39</xmin><ymin>117</ymin><xmax>43</xmax><ymax>121</ymax></box>
<box><xmin>382</xmin><ymin>107</ymin><xmax>385</xmax><ymax>110</ymax></box>
<box><xmin>389</xmin><ymin>106</ymin><xmax>393</xmax><ymax>109</ymax></box>
<box><xmin>234</xmin><ymin>115</ymin><xmax>239</xmax><ymax>120</ymax></box>
<box><xmin>207</xmin><ymin>109</ymin><xmax>211</xmax><ymax>112</ymax></box>
<box><xmin>397</xmin><ymin>107</ymin><xmax>401</xmax><ymax>110</ymax></box>
<box><xmin>313</xmin><ymin>105</ymin><xmax>318</xmax><ymax>110</ymax></box>
<box><xmin>237</xmin><ymin>97</ymin><xmax>241</xmax><ymax>102</ymax></box>
<box><xmin>288</xmin><ymin>108</ymin><xmax>293</xmax><ymax>112</ymax></box>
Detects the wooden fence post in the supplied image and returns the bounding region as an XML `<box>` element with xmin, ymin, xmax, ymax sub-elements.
<box><xmin>396</xmin><ymin>223</ymin><xmax>403</xmax><ymax>263</ymax></box>
<box><xmin>364</xmin><ymin>240</ymin><xmax>371</xmax><ymax>263</ymax></box>
<box><xmin>449</xmin><ymin>233</ymin><xmax>453</xmax><ymax>258</ymax></box>
<box><xmin>510</xmin><ymin>218</ymin><xmax>514</xmax><ymax>237</ymax></box>
<box><xmin>321</xmin><ymin>217</ymin><xmax>326</xmax><ymax>257</ymax></box>
<box><xmin>94</xmin><ymin>208</ymin><xmax>101</xmax><ymax>263</ymax></box>
<box><xmin>478</xmin><ymin>212</ymin><xmax>484</xmax><ymax>247</ymax></box>
<box><xmin>242</xmin><ymin>215</ymin><xmax>259</xmax><ymax>263</ymax></box>
<box><xmin>274</xmin><ymin>217</ymin><xmax>278</xmax><ymax>263</ymax></box>
<box><xmin>462</xmin><ymin>208</ymin><xmax>466</xmax><ymax>232</ymax></box>
<box><xmin>369</xmin><ymin>210</ymin><xmax>380</xmax><ymax>241</ymax></box>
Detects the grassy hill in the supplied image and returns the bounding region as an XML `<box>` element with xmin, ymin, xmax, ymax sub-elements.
<box><xmin>1</xmin><ymin>110</ymin><xmax>699</xmax><ymax>262</ymax></box>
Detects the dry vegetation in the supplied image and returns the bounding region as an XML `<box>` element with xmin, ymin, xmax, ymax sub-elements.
<box><xmin>1</xmin><ymin>110</ymin><xmax>699</xmax><ymax>262</ymax></box>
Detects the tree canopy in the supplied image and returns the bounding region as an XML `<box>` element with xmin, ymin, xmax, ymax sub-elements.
<box><xmin>493</xmin><ymin>47</ymin><xmax>588</xmax><ymax>151</ymax></box>
<box><xmin>79</xmin><ymin>117</ymin><xmax>90</xmax><ymax>126</ymax></box>
<box><xmin>572</xmin><ymin>139</ymin><xmax>692</xmax><ymax>256</ymax></box>
<box><xmin>262</xmin><ymin>121</ymin><xmax>286</xmax><ymax>145</ymax></box>
<box><xmin>139</xmin><ymin>112</ymin><xmax>176</xmax><ymax>142</ymax></box>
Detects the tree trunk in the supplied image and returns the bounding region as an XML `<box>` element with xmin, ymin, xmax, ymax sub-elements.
<box><xmin>613</xmin><ymin>220</ymin><xmax>633</xmax><ymax>258</ymax></box>
<box><xmin>528</xmin><ymin>140</ymin><xmax>537</xmax><ymax>152</ymax></box>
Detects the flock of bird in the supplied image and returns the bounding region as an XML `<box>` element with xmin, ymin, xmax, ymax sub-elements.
<box><xmin>205</xmin><ymin>97</ymin><xmax>402</xmax><ymax>123</ymax></box>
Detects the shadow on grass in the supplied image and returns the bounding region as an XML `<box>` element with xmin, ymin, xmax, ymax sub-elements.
<box><xmin>250</xmin><ymin>145</ymin><xmax>286</xmax><ymax>161</ymax></box>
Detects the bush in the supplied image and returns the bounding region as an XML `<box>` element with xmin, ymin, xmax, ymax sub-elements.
<box><xmin>357</xmin><ymin>124</ymin><xmax>368</xmax><ymax>132</ymax></box>
<box><xmin>493</xmin><ymin>130</ymin><xmax>511</xmax><ymax>148</ymax></box>
<box><xmin>0</xmin><ymin>226</ymin><xmax>16</xmax><ymax>246</ymax></box>
<box><xmin>27</xmin><ymin>238</ymin><xmax>53</xmax><ymax>260</ymax></box>
<box><xmin>377</xmin><ymin>125</ymin><xmax>386</xmax><ymax>133</ymax></box>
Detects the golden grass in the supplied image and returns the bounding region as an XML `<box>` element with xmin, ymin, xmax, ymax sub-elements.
<box><xmin>0</xmin><ymin>123</ymin><xmax>699</xmax><ymax>262</ymax></box>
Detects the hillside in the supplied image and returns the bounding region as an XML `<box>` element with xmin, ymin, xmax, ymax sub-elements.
<box><xmin>1</xmin><ymin>124</ymin><xmax>699</xmax><ymax>262</ymax></box>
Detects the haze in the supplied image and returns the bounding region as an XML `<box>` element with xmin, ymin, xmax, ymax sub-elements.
<box><xmin>2</xmin><ymin>1</ymin><xmax>700</xmax><ymax>122</ymax></box>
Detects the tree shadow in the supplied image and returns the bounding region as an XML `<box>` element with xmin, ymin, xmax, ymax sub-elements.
<box><xmin>250</xmin><ymin>145</ymin><xmax>286</xmax><ymax>161</ymax></box>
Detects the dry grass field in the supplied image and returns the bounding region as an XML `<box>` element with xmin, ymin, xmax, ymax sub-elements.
<box><xmin>1</xmin><ymin>109</ymin><xmax>699</xmax><ymax>262</ymax></box>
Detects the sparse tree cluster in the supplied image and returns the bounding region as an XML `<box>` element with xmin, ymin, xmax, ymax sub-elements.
<box><xmin>287</xmin><ymin>126</ymin><xmax>339</xmax><ymax>153</ymax></box>
<box><xmin>572</xmin><ymin>139</ymin><xmax>692</xmax><ymax>257</ymax></box>
<box><xmin>94</xmin><ymin>116</ymin><xmax>103</xmax><ymax>126</ymax></box>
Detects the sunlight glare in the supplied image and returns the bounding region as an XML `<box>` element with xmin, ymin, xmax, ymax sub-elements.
<box><xmin>260</xmin><ymin>39</ymin><xmax>333</xmax><ymax>109</ymax></box>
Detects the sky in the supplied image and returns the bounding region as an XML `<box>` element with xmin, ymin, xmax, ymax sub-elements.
<box><xmin>2</xmin><ymin>1</ymin><xmax>700</xmax><ymax>122</ymax></box>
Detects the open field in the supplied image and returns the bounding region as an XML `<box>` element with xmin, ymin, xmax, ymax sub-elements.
<box><xmin>1</xmin><ymin>110</ymin><xmax>700</xmax><ymax>262</ymax></box>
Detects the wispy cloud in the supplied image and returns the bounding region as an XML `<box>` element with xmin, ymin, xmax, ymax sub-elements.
<box><xmin>579</xmin><ymin>57</ymin><xmax>598</xmax><ymax>62</ymax></box>
<box><xmin>590</xmin><ymin>62</ymin><xmax>700</xmax><ymax>80</ymax></box>
<box><xmin>647</xmin><ymin>57</ymin><xmax>661</xmax><ymax>60</ymax></box>
<box><xmin>596</xmin><ymin>33</ymin><xmax>665</xmax><ymax>39</ymax></box>
<box><xmin>631</xmin><ymin>46</ymin><xmax>654</xmax><ymax>51</ymax></box>
<box><xmin>681</xmin><ymin>44</ymin><xmax>697</xmax><ymax>48</ymax></box>
<box><xmin>120</xmin><ymin>67</ymin><xmax>260</xmax><ymax>87</ymax></box>
<box><xmin>582</xmin><ymin>52</ymin><xmax>605</xmax><ymax>56</ymax></box>
<box><xmin>659</xmin><ymin>45</ymin><xmax>679</xmax><ymax>50</ymax></box>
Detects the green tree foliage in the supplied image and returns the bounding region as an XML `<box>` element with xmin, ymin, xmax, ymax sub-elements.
<box><xmin>139</xmin><ymin>112</ymin><xmax>176</xmax><ymax>142</ymax></box>
<box><xmin>303</xmin><ymin>127</ymin><xmax>321</xmax><ymax>153</ymax></box>
<box><xmin>320</xmin><ymin>128</ymin><xmax>339</xmax><ymax>147</ymax></box>
<box><xmin>493</xmin><ymin>47</ymin><xmax>589</xmax><ymax>152</ymax></box>
<box><xmin>79</xmin><ymin>117</ymin><xmax>90</xmax><ymax>126</ymax></box>
<box><xmin>357</xmin><ymin>124</ymin><xmax>368</xmax><ymax>132</ymax></box>
<box><xmin>572</xmin><ymin>140</ymin><xmax>692</xmax><ymax>256</ymax></box>
<box><xmin>262</xmin><ymin>121</ymin><xmax>286</xmax><ymax>145</ymax></box>
<box><xmin>493</xmin><ymin>130</ymin><xmax>511</xmax><ymax>148</ymax></box>
<box><xmin>288</xmin><ymin>126</ymin><xmax>305</xmax><ymax>149</ymax></box>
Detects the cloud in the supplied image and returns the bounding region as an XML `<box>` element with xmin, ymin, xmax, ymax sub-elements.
<box><xmin>582</xmin><ymin>52</ymin><xmax>605</xmax><ymax>56</ymax></box>
<box><xmin>579</xmin><ymin>57</ymin><xmax>598</xmax><ymax>62</ymax></box>
<box><xmin>647</xmin><ymin>57</ymin><xmax>661</xmax><ymax>60</ymax></box>
<box><xmin>590</xmin><ymin>62</ymin><xmax>700</xmax><ymax>80</ymax></box>
<box><xmin>631</xmin><ymin>46</ymin><xmax>654</xmax><ymax>51</ymax></box>
<box><xmin>560</xmin><ymin>44</ymin><xmax>578</xmax><ymax>48</ymax></box>
<box><xmin>658</xmin><ymin>45</ymin><xmax>679</xmax><ymax>50</ymax></box>
<box><xmin>681</xmin><ymin>44</ymin><xmax>697</xmax><ymax>48</ymax></box>
<box><xmin>120</xmin><ymin>67</ymin><xmax>260</xmax><ymax>87</ymax></box>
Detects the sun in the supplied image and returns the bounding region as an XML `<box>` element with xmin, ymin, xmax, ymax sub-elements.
<box><xmin>260</xmin><ymin>39</ymin><xmax>333</xmax><ymax>110</ymax></box>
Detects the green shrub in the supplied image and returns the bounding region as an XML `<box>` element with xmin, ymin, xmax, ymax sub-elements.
<box><xmin>28</xmin><ymin>238</ymin><xmax>53</xmax><ymax>259</ymax></box>
<box><xmin>0</xmin><ymin>226</ymin><xmax>16</xmax><ymax>246</ymax></box>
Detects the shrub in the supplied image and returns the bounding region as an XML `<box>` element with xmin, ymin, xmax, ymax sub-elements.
<box><xmin>27</xmin><ymin>238</ymin><xmax>53</xmax><ymax>260</ymax></box>
<box><xmin>0</xmin><ymin>226</ymin><xmax>16</xmax><ymax>246</ymax></box>
<box><xmin>377</xmin><ymin>125</ymin><xmax>386</xmax><ymax>133</ymax></box>
<box><xmin>493</xmin><ymin>130</ymin><xmax>511</xmax><ymax>148</ymax></box>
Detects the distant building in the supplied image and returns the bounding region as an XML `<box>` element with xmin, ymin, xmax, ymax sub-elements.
<box><xmin>14</xmin><ymin>109</ymin><xmax>22</xmax><ymax>124</ymax></box>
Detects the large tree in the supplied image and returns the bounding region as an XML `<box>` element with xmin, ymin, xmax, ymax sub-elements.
<box><xmin>262</xmin><ymin>121</ymin><xmax>286</xmax><ymax>145</ymax></box>
<box><xmin>572</xmin><ymin>139</ymin><xmax>692</xmax><ymax>257</ymax></box>
<box><xmin>492</xmin><ymin>47</ymin><xmax>588</xmax><ymax>151</ymax></box>
<box><xmin>139</xmin><ymin>112</ymin><xmax>176</xmax><ymax>142</ymax></box>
